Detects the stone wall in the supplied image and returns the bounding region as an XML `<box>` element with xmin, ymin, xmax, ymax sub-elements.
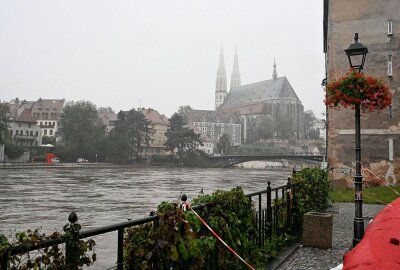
<box><xmin>326</xmin><ymin>0</ymin><xmax>400</xmax><ymax>186</ymax></box>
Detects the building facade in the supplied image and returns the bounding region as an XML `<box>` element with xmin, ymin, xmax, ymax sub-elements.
<box><xmin>31</xmin><ymin>99</ymin><xmax>65</xmax><ymax>138</ymax></box>
<box><xmin>324</xmin><ymin>0</ymin><xmax>400</xmax><ymax>185</ymax></box>
<box><xmin>188</xmin><ymin>109</ymin><xmax>242</xmax><ymax>149</ymax></box>
<box><xmin>7</xmin><ymin>98</ymin><xmax>64</xmax><ymax>140</ymax></box>
<box><xmin>8</xmin><ymin>109</ymin><xmax>42</xmax><ymax>146</ymax></box>
<box><xmin>139</xmin><ymin>108</ymin><xmax>169</xmax><ymax>157</ymax></box>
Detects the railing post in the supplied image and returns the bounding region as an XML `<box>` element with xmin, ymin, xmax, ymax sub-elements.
<box><xmin>266</xmin><ymin>181</ymin><xmax>272</xmax><ymax>239</ymax></box>
<box><xmin>258</xmin><ymin>193</ymin><xmax>262</xmax><ymax>247</ymax></box>
<box><xmin>117</xmin><ymin>228</ymin><xmax>124</xmax><ymax>270</ymax></box>
<box><xmin>65</xmin><ymin>211</ymin><xmax>80</xmax><ymax>270</ymax></box>
<box><xmin>0</xmin><ymin>251</ymin><xmax>8</xmax><ymax>270</ymax></box>
<box><xmin>286</xmin><ymin>177</ymin><xmax>292</xmax><ymax>234</ymax></box>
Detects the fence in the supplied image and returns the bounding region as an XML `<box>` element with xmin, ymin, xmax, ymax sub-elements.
<box><xmin>1</xmin><ymin>178</ymin><xmax>299</xmax><ymax>269</ymax></box>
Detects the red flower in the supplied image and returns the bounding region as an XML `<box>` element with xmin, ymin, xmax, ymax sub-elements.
<box><xmin>325</xmin><ymin>69</ymin><xmax>391</xmax><ymax>112</ymax></box>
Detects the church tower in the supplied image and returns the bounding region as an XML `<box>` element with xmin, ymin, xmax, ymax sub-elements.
<box><xmin>215</xmin><ymin>46</ymin><xmax>227</xmax><ymax>109</ymax></box>
<box><xmin>230</xmin><ymin>47</ymin><xmax>241</xmax><ymax>89</ymax></box>
<box><xmin>272</xmin><ymin>59</ymin><xmax>277</xmax><ymax>80</ymax></box>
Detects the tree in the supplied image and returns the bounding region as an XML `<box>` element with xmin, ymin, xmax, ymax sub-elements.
<box><xmin>255</xmin><ymin>115</ymin><xmax>273</xmax><ymax>141</ymax></box>
<box><xmin>278</xmin><ymin>113</ymin><xmax>295</xmax><ymax>139</ymax></box>
<box><xmin>217</xmin><ymin>134</ymin><xmax>231</xmax><ymax>154</ymax></box>
<box><xmin>177</xmin><ymin>105</ymin><xmax>193</xmax><ymax>124</ymax></box>
<box><xmin>165</xmin><ymin>113</ymin><xmax>202</xmax><ymax>159</ymax></box>
<box><xmin>304</xmin><ymin>110</ymin><xmax>317</xmax><ymax>139</ymax></box>
<box><xmin>98</xmin><ymin>106</ymin><xmax>115</xmax><ymax>113</ymax></box>
<box><xmin>57</xmin><ymin>101</ymin><xmax>106</xmax><ymax>160</ymax></box>
<box><xmin>107</xmin><ymin>109</ymin><xmax>151</xmax><ymax>162</ymax></box>
<box><xmin>0</xmin><ymin>103</ymin><xmax>10</xmax><ymax>145</ymax></box>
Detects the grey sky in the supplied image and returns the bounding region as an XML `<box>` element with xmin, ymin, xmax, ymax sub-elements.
<box><xmin>0</xmin><ymin>0</ymin><xmax>325</xmax><ymax>118</ymax></box>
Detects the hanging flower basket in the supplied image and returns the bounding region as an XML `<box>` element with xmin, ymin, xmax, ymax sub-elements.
<box><xmin>325</xmin><ymin>69</ymin><xmax>392</xmax><ymax>112</ymax></box>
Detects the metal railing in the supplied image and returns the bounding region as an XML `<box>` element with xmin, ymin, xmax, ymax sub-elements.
<box><xmin>1</xmin><ymin>178</ymin><xmax>298</xmax><ymax>269</ymax></box>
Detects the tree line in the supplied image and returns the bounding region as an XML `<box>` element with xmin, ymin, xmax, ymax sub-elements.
<box><xmin>0</xmin><ymin>101</ymin><xmax>203</xmax><ymax>163</ymax></box>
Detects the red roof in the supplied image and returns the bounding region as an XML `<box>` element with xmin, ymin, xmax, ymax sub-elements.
<box><xmin>15</xmin><ymin>109</ymin><xmax>37</xmax><ymax>123</ymax></box>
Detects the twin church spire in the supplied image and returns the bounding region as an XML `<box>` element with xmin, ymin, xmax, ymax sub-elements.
<box><xmin>215</xmin><ymin>46</ymin><xmax>242</xmax><ymax>109</ymax></box>
<box><xmin>215</xmin><ymin>46</ymin><xmax>278</xmax><ymax>109</ymax></box>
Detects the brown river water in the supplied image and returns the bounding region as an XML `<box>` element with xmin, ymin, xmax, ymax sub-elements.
<box><xmin>0</xmin><ymin>165</ymin><xmax>291</xmax><ymax>269</ymax></box>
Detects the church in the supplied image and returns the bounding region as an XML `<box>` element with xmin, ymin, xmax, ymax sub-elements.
<box><xmin>214</xmin><ymin>47</ymin><xmax>305</xmax><ymax>142</ymax></box>
<box><xmin>188</xmin><ymin>47</ymin><xmax>305</xmax><ymax>145</ymax></box>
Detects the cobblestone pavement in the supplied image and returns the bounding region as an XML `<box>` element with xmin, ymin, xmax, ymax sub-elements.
<box><xmin>278</xmin><ymin>203</ymin><xmax>385</xmax><ymax>270</ymax></box>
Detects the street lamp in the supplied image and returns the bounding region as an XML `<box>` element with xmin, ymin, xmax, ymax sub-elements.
<box><xmin>345</xmin><ymin>33</ymin><xmax>368</xmax><ymax>247</ymax></box>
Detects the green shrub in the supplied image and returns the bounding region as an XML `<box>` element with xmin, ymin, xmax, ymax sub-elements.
<box><xmin>292</xmin><ymin>167</ymin><xmax>330</xmax><ymax>234</ymax></box>
<box><xmin>124</xmin><ymin>187</ymin><xmax>256</xmax><ymax>269</ymax></box>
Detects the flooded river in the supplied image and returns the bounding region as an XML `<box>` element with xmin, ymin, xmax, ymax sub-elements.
<box><xmin>0</xmin><ymin>166</ymin><xmax>291</xmax><ymax>269</ymax></box>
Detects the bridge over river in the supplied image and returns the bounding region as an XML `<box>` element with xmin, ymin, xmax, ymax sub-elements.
<box><xmin>207</xmin><ymin>153</ymin><xmax>326</xmax><ymax>167</ymax></box>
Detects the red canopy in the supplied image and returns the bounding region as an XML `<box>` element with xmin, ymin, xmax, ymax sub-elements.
<box><xmin>343</xmin><ymin>197</ymin><xmax>400</xmax><ymax>269</ymax></box>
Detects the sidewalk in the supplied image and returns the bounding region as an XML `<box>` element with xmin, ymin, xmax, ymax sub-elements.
<box><xmin>278</xmin><ymin>203</ymin><xmax>384</xmax><ymax>270</ymax></box>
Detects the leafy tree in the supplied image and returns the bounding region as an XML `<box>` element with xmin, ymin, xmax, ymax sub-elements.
<box><xmin>304</xmin><ymin>110</ymin><xmax>317</xmax><ymax>139</ymax></box>
<box><xmin>98</xmin><ymin>106</ymin><xmax>115</xmax><ymax>113</ymax></box>
<box><xmin>41</xmin><ymin>136</ymin><xmax>55</xmax><ymax>145</ymax></box>
<box><xmin>278</xmin><ymin>114</ymin><xmax>294</xmax><ymax>139</ymax></box>
<box><xmin>107</xmin><ymin>109</ymin><xmax>151</xmax><ymax>162</ymax></box>
<box><xmin>0</xmin><ymin>103</ymin><xmax>10</xmax><ymax>145</ymax></box>
<box><xmin>165</xmin><ymin>113</ymin><xmax>202</xmax><ymax>159</ymax></box>
<box><xmin>255</xmin><ymin>115</ymin><xmax>273</xmax><ymax>140</ymax></box>
<box><xmin>177</xmin><ymin>105</ymin><xmax>193</xmax><ymax>124</ymax></box>
<box><xmin>216</xmin><ymin>134</ymin><xmax>231</xmax><ymax>154</ymax></box>
<box><xmin>57</xmin><ymin>101</ymin><xmax>106</xmax><ymax>160</ymax></box>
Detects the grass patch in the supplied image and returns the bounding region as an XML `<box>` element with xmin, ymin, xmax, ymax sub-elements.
<box><xmin>329</xmin><ymin>185</ymin><xmax>400</xmax><ymax>204</ymax></box>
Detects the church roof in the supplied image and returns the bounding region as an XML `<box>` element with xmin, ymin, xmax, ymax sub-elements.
<box><xmin>220</xmin><ymin>76</ymin><xmax>300</xmax><ymax>108</ymax></box>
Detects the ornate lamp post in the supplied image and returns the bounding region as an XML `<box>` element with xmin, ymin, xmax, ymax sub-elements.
<box><xmin>345</xmin><ymin>33</ymin><xmax>368</xmax><ymax>247</ymax></box>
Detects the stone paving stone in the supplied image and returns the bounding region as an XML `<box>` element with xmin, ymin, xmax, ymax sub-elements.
<box><xmin>278</xmin><ymin>203</ymin><xmax>384</xmax><ymax>270</ymax></box>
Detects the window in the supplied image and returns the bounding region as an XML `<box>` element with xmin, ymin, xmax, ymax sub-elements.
<box><xmin>389</xmin><ymin>105</ymin><xmax>393</xmax><ymax>118</ymax></box>
<box><xmin>30</xmin><ymin>131</ymin><xmax>33</xmax><ymax>136</ymax></box>
<box><xmin>221</xmin><ymin>123</ymin><xmax>224</xmax><ymax>127</ymax></box>
<box><xmin>26</xmin><ymin>130</ymin><xmax>29</xmax><ymax>135</ymax></box>
<box><xmin>388</xmin><ymin>20</ymin><xmax>393</xmax><ymax>35</ymax></box>
<box><xmin>45</xmin><ymin>122</ymin><xmax>47</xmax><ymax>126</ymax></box>
<box><xmin>40</xmin><ymin>122</ymin><xmax>43</xmax><ymax>125</ymax></box>
<box><xmin>388</xmin><ymin>55</ymin><xmax>393</xmax><ymax>76</ymax></box>
<box><xmin>50</xmin><ymin>130</ymin><xmax>53</xmax><ymax>135</ymax></box>
<box><xmin>211</xmin><ymin>136</ymin><xmax>214</xmax><ymax>140</ymax></box>
<box><xmin>18</xmin><ymin>123</ymin><xmax>21</xmax><ymax>127</ymax></box>
<box><xmin>35</xmin><ymin>131</ymin><xmax>38</xmax><ymax>136</ymax></box>
<box><xmin>28</xmin><ymin>123</ymin><xmax>31</xmax><ymax>128</ymax></box>
<box><xmin>10</xmin><ymin>130</ymin><xmax>13</xmax><ymax>136</ymax></box>
<box><xmin>44</xmin><ymin>130</ymin><xmax>47</xmax><ymax>135</ymax></box>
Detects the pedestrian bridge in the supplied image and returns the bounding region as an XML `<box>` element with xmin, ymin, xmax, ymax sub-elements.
<box><xmin>207</xmin><ymin>153</ymin><xmax>325</xmax><ymax>167</ymax></box>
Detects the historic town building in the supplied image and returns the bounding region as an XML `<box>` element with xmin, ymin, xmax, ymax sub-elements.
<box><xmin>139</xmin><ymin>108</ymin><xmax>169</xmax><ymax>157</ymax></box>
<box><xmin>324</xmin><ymin>0</ymin><xmax>400</xmax><ymax>185</ymax></box>
<box><xmin>8</xmin><ymin>109</ymin><xmax>42</xmax><ymax>147</ymax></box>
<box><xmin>214</xmin><ymin>48</ymin><xmax>304</xmax><ymax>143</ymax></box>
<box><xmin>187</xmin><ymin>109</ymin><xmax>242</xmax><ymax>150</ymax></box>
<box><xmin>7</xmin><ymin>98</ymin><xmax>64</xmax><ymax>140</ymax></box>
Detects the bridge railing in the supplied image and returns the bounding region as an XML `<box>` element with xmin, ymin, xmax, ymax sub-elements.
<box><xmin>1</xmin><ymin>179</ymin><xmax>299</xmax><ymax>269</ymax></box>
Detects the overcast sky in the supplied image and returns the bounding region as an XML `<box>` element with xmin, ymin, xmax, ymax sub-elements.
<box><xmin>0</xmin><ymin>1</ymin><xmax>325</xmax><ymax>118</ymax></box>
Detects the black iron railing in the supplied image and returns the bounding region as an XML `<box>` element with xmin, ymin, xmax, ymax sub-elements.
<box><xmin>1</xmin><ymin>178</ymin><xmax>298</xmax><ymax>269</ymax></box>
